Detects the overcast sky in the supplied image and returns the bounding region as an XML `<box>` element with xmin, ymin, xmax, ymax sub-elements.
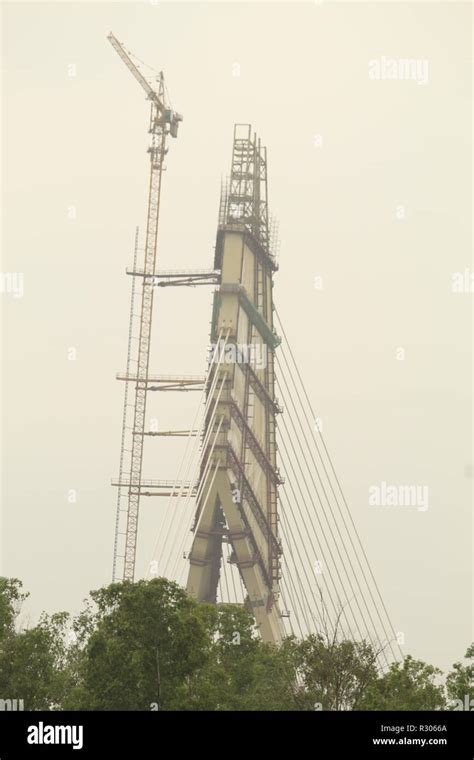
<box><xmin>2</xmin><ymin>0</ymin><xmax>472</xmax><ymax>672</ymax></box>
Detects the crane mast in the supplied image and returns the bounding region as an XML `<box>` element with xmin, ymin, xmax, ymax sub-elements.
<box><xmin>108</xmin><ymin>33</ymin><xmax>182</xmax><ymax>581</ymax></box>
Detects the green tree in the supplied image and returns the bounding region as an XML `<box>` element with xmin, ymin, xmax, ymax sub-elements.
<box><xmin>446</xmin><ymin>644</ymin><xmax>474</xmax><ymax>710</ymax></box>
<box><xmin>71</xmin><ymin>578</ymin><xmax>214</xmax><ymax>710</ymax></box>
<box><xmin>290</xmin><ymin>632</ymin><xmax>379</xmax><ymax>710</ymax></box>
<box><xmin>0</xmin><ymin>578</ymin><xmax>70</xmax><ymax>709</ymax></box>
<box><xmin>0</xmin><ymin>578</ymin><xmax>27</xmax><ymax>640</ymax></box>
<box><xmin>183</xmin><ymin>604</ymin><xmax>298</xmax><ymax>710</ymax></box>
<box><xmin>1</xmin><ymin>576</ymin><xmax>462</xmax><ymax>712</ymax></box>
<box><xmin>359</xmin><ymin>655</ymin><xmax>446</xmax><ymax>710</ymax></box>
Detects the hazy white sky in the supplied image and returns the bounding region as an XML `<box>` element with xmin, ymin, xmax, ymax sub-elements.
<box><xmin>2</xmin><ymin>0</ymin><xmax>472</xmax><ymax>671</ymax></box>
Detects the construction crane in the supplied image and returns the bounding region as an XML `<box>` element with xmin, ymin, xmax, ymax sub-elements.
<box><xmin>108</xmin><ymin>32</ymin><xmax>182</xmax><ymax>581</ymax></box>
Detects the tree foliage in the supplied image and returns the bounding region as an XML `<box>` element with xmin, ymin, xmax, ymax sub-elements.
<box><xmin>288</xmin><ymin>633</ymin><xmax>379</xmax><ymax>710</ymax></box>
<box><xmin>446</xmin><ymin>644</ymin><xmax>474</xmax><ymax>709</ymax></box>
<box><xmin>358</xmin><ymin>655</ymin><xmax>446</xmax><ymax>710</ymax></box>
<box><xmin>0</xmin><ymin>576</ymin><xmax>467</xmax><ymax>712</ymax></box>
<box><xmin>0</xmin><ymin>579</ymin><xmax>69</xmax><ymax>709</ymax></box>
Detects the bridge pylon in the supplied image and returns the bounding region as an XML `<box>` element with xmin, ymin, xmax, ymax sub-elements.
<box><xmin>186</xmin><ymin>125</ymin><xmax>286</xmax><ymax>643</ymax></box>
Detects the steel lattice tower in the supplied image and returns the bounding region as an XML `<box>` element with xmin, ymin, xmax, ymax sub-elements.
<box><xmin>108</xmin><ymin>33</ymin><xmax>182</xmax><ymax>581</ymax></box>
